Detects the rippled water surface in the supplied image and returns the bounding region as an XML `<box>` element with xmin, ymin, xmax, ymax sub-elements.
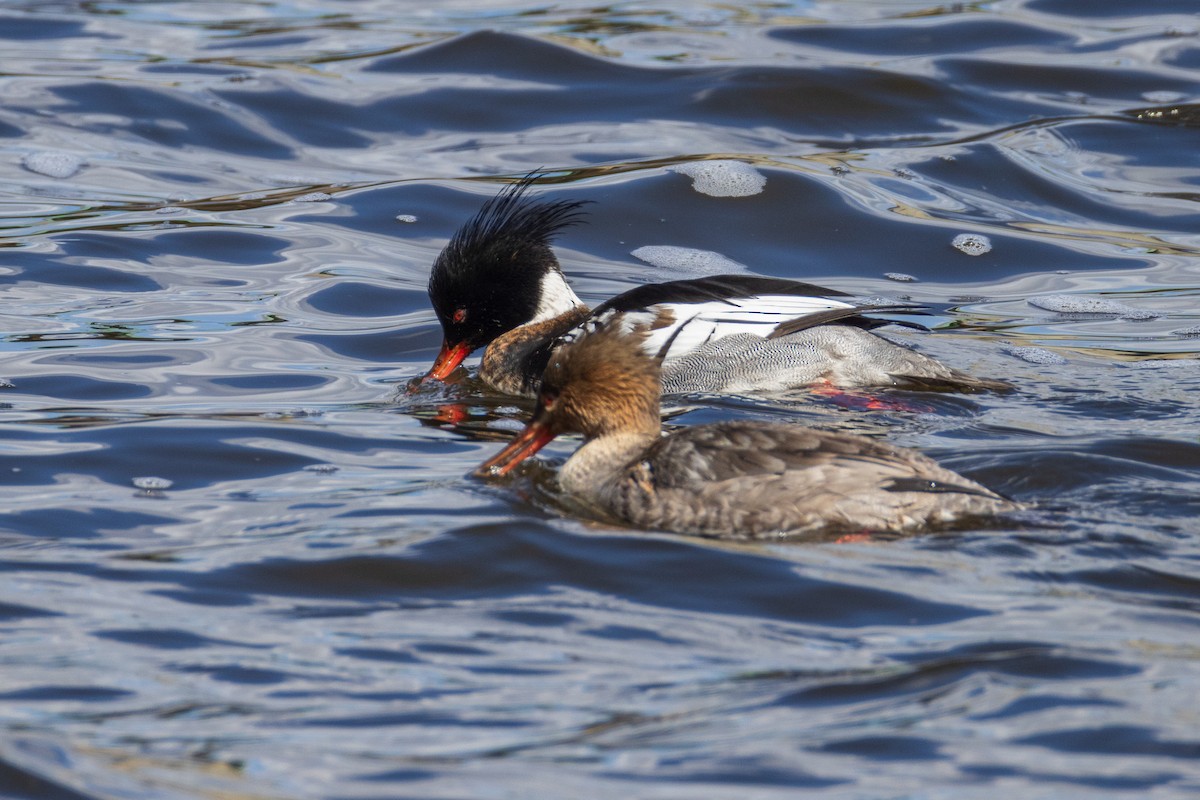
<box><xmin>2</xmin><ymin>1</ymin><xmax>1200</xmax><ymax>797</ymax></box>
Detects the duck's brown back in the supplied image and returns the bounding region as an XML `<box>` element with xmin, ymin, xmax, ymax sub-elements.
<box><xmin>598</xmin><ymin>421</ymin><xmax>1016</xmax><ymax>539</ymax></box>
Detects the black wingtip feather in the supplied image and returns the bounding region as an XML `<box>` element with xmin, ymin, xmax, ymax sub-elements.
<box><xmin>883</xmin><ymin>477</ymin><xmax>1002</xmax><ymax>499</ymax></box>
<box><xmin>767</xmin><ymin>305</ymin><xmax>932</xmax><ymax>339</ymax></box>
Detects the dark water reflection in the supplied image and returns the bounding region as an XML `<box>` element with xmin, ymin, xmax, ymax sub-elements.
<box><xmin>1</xmin><ymin>1</ymin><xmax>1199</xmax><ymax>797</ymax></box>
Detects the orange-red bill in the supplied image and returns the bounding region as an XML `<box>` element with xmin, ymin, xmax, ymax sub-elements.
<box><xmin>408</xmin><ymin>339</ymin><xmax>472</xmax><ymax>393</ymax></box>
<box><xmin>473</xmin><ymin>420</ymin><xmax>557</xmax><ymax>479</ymax></box>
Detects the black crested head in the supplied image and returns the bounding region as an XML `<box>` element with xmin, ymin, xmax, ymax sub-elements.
<box><xmin>428</xmin><ymin>174</ymin><xmax>589</xmax><ymax>352</ymax></box>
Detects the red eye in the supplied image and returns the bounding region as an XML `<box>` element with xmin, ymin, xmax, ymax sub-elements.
<box><xmin>452</xmin><ymin>308</ymin><xmax>467</xmax><ymax>324</ymax></box>
<box><xmin>541</xmin><ymin>391</ymin><xmax>559</xmax><ymax>410</ymax></box>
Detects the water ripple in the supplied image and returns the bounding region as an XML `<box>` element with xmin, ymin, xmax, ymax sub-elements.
<box><xmin>0</xmin><ymin>2</ymin><xmax>1198</xmax><ymax>798</ymax></box>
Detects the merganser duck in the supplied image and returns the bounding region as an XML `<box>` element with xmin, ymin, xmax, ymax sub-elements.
<box><xmin>418</xmin><ymin>175</ymin><xmax>1008</xmax><ymax>397</ymax></box>
<box><xmin>474</xmin><ymin>312</ymin><xmax>1018</xmax><ymax>539</ymax></box>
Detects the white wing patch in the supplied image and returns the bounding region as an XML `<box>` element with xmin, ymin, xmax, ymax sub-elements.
<box><xmin>641</xmin><ymin>294</ymin><xmax>854</xmax><ymax>360</ymax></box>
<box><xmin>559</xmin><ymin>293</ymin><xmax>857</xmax><ymax>360</ymax></box>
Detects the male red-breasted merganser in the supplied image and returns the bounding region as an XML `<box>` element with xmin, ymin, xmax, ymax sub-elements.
<box><xmin>473</xmin><ymin>312</ymin><xmax>1018</xmax><ymax>539</ymax></box>
<box><xmin>418</xmin><ymin>175</ymin><xmax>1008</xmax><ymax>397</ymax></box>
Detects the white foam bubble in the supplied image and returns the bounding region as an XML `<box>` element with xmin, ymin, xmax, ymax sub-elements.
<box><xmin>1001</xmin><ymin>345</ymin><xmax>1066</xmax><ymax>365</ymax></box>
<box><xmin>884</xmin><ymin>272</ymin><xmax>918</xmax><ymax>282</ymax></box>
<box><xmin>395</xmin><ymin>214</ymin><xmax>418</xmax><ymax>223</ymax></box>
<box><xmin>1142</xmin><ymin>90</ymin><xmax>1185</xmax><ymax>104</ymax></box>
<box><xmin>133</xmin><ymin>476</ymin><xmax>173</xmax><ymax>490</ymax></box>
<box><xmin>1174</xmin><ymin>324</ymin><xmax>1200</xmax><ymax>338</ymax></box>
<box><xmin>952</xmin><ymin>233</ymin><xmax>992</xmax><ymax>256</ymax></box>
<box><xmin>264</xmin><ymin>408</ymin><xmax>324</xmax><ymax>419</ymax></box>
<box><xmin>851</xmin><ymin>296</ymin><xmax>907</xmax><ymax>308</ymax></box>
<box><xmin>670</xmin><ymin>160</ymin><xmax>766</xmax><ymax>197</ymax></box>
<box><xmin>22</xmin><ymin>151</ymin><xmax>85</xmax><ymax>179</ymax></box>
<box><xmin>1029</xmin><ymin>294</ymin><xmax>1160</xmax><ymax>320</ymax></box>
<box><xmin>631</xmin><ymin>245</ymin><xmax>749</xmax><ymax>276</ymax></box>
<box><xmin>294</xmin><ymin>191</ymin><xmax>333</xmax><ymax>203</ymax></box>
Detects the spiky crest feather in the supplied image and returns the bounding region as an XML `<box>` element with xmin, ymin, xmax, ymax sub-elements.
<box><xmin>432</xmin><ymin>173</ymin><xmax>589</xmax><ymax>289</ymax></box>
<box><xmin>428</xmin><ymin>172</ymin><xmax>589</xmax><ymax>350</ymax></box>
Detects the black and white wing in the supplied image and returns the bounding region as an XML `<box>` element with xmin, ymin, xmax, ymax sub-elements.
<box><xmin>570</xmin><ymin>274</ymin><xmax>918</xmax><ymax>362</ymax></box>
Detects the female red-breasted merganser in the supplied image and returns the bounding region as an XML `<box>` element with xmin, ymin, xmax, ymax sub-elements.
<box><xmin>418</xmin><ymin>176</ymin><xmax>1008</xmax><ymax>397</ymax></box>
<box><xmin>474</xmin><ymin>311</ymin><xmax>1018</xmax><ymax>539</ymax></box>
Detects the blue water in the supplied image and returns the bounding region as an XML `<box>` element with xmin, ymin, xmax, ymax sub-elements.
<box><xmin>1</xmin><ymin>1</ymin><xmax>1199</xmax><ymax>797</ymax></box>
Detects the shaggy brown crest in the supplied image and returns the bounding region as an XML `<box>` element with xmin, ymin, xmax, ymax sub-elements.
<box><xmin>539</xmin><ymin>319</ymin><xmax>661</xmax><ymax>441</ymax></box>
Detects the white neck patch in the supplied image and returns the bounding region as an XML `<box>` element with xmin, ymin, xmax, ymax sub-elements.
<box><xmin>530</xmin><ymin>268</ymin><xmax>583</xmax><ymax>323</ymax></box>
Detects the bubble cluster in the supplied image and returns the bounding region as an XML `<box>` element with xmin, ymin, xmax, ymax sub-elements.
<box><xmin>294</xmin><ymin>192</ymin><xmax>333</xmax><ymax>203</ymax></box>
<box><xmin>395</xmin><ymin>214</ymin><xmax>418</xmax><ymax>223</ymax></box>
<box><xmin>632</xmin><ymin>245</ymin><xmax>749</xmax><ymax>276</ymax></box>
<box><xmin>22</xmin><ymin>151</ymin><xmax>85</xmax><ymax>179</ymax></box>
<box><xmin>133</xmin><ymin>476</ymin><xmax>173</xmax><ymax>491</ymax></box>
<box><xmin>952</xmin><ymin>233</ymin><xmax>992</xmax><ymax>256</ymax></box>
<box><xmin>670</xmin><ymin>160</ymin><xmax>766</xmax><ymax>197</ymax></box>
<box><xmin>884</xmin><ymin>272</ymin><xmax>918</xmax><ymax>282</ymax></box>
<box><xmin>263</xmin><ymin>408</ymin><xmax>324</xmax><ymax>420</ymax></box>
<box><xmin>492</xmin><ymin>416</ymin><xmax>527</xmax><ymax>432</ymax></box>
<box><xmin>1001</xmin><ymin>345</ymin><xmax>1066</xmax><ymax>365</ymax></box>
<box><xmin>1141</xmin><ymin>90</ymin><xmax>1185</xmax><ymax>104</ymax></box>
<box><xmin>852</xmin><ymin>296</ymin><xmax>907</xmax><ymax>308</ymax></box>
<box><xmin>1029</xmin><ymin>294</ymin><xmax>1160</xmax><ymax>320</ymax></box>
<box><xmin>1174</xmin><ymin>324</ymin><xmax>1200</xmax><ymax>338</ymax></box>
